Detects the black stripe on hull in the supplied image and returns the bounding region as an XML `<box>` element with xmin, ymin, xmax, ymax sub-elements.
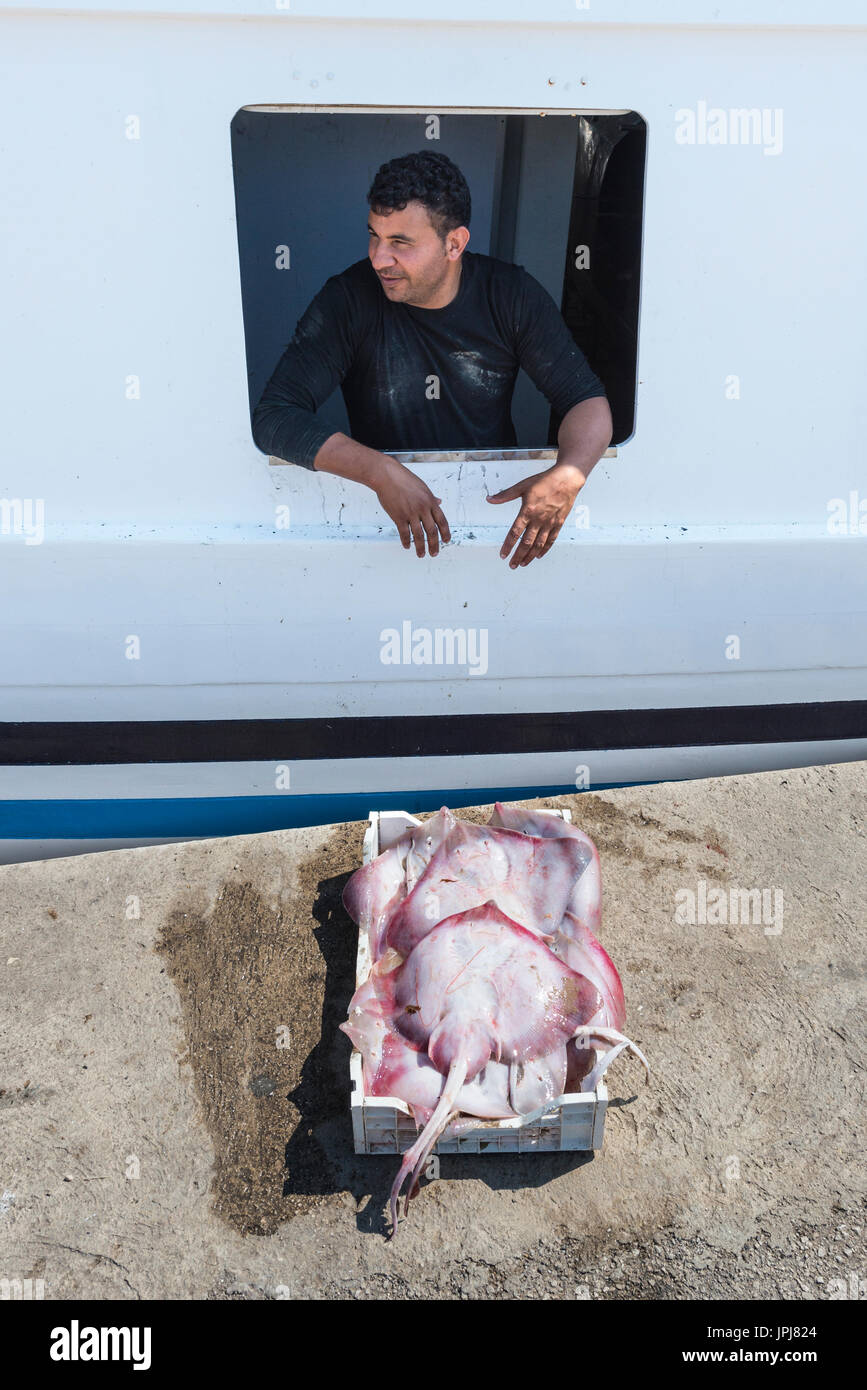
<box><xmin>0</xmin><ymin>701</ymin><xmax>865</xmax><ymax>766</ymax></box>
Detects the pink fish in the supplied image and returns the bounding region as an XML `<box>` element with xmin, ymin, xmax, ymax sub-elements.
<box><xmin>341</xmin><ymin>804</ymin><xmax>649</xmax><ymax>1237</ymax></box>
<box><xmin>488</xmin><ymin>804</ymin><xmax>624</xmax><ymax>1084</ymax></box>
<box><xmin>489</xmin><ymin>801</ymin><xmax>602</xmax><ymax>933</ymax></box>
<box><xmin>385</xmin><ymin>818</ymin><xmax>593</xmax><ymax>957</ymax></box>
<box><xmin>342</xmin><ymin>808</ymin><xmax>457</xmax><ymax>959</ymax></box>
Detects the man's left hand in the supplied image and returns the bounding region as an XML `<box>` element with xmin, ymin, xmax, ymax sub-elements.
<box><xmin>487</xmin><ymin>461</ymin><xmax>587</xmax><ymax>567</ymax></box>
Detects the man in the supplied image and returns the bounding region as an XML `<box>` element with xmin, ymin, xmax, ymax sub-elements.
<box><xmin>252</xmin><ymin>151</ymin><xmax>612</xmax><ymax>568</ymax></box>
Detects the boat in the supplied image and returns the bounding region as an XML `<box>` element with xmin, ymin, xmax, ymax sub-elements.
<box><xmin>2</xmin><ymin>0</ymin><xmax>864</xmax><ymax>863</ymax></box>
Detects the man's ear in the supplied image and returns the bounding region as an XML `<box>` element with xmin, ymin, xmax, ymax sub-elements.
<box><xmin>447</xmin><ymin>226</ymin><xmax>471</xmax><ymax>260</ymax></box>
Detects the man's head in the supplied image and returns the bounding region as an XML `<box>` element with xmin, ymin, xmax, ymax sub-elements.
<box><xmin>367</xmin><ymin>151</ymin><xmax>471</xmax><ymax>307</ymax></box>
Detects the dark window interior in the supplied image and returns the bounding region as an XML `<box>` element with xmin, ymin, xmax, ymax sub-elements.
<box><xmin>231</xmin><ymin>109</ymin><xmax>645</xmax><ymax>450</ymax></box>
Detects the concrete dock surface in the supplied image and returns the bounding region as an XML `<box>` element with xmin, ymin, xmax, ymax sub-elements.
<box><xmin>1</xmin><ymin>761</ymin><xmax>864</xmax><ymax>1300</ymax></box>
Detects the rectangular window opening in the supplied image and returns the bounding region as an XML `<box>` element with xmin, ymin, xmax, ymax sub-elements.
<box><xmin>231</xmin><ymin>106</ymin><xmax>646</xmax><ymax>464</ymax></box>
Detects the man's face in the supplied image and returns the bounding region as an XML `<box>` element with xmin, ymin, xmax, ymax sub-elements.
<box><xmin>368</xmin><ymin>201</ymin><xmax>465</xmax><ymax>307</ymax></box>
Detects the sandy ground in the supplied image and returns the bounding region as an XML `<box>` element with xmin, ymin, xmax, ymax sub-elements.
<box><xmin>0</xmin><ymin>762</ymin><xmax>865</xmax><ymax>1300</ymax></box>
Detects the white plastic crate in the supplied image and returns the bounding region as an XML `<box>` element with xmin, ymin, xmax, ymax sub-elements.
<box><xmin>348</xmin><ymin>808</ymin><xmax>608</xmax><ymax>1156</ymax></box>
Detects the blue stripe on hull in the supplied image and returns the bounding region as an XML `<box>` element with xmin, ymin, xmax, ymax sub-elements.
<box><xmin>0</xmin><ymin>785</ymin><xmax>638</xmax><ymax>840</ymax></box>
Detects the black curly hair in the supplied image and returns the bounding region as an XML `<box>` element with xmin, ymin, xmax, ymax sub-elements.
<box><xmin>367</xmin><ymin>151</ymin><xmax>471</xmax><ymax>240</ymax></box>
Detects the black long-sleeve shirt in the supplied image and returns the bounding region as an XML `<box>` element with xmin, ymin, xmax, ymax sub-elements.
<box><xmin>251</xmin><ymin>250</ymin><xmax>606</xmax><ymax>468</ymax></box>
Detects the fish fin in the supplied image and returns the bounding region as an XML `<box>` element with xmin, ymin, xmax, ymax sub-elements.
<box><xmin>572</xmin><ymin>1026</ymin><xmax>651</xmax><ymax>1089</ymax></box>
<box><xmin>372</xmin><ymin>947</ymin><xmax>404</xmax><ymax>976</ymax></box>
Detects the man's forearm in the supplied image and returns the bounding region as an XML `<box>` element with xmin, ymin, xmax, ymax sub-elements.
<box><xmin>552</xmin><ymin>396</ymin><xmax>613</xmax><ymax>483</ymax></box>
<box><xmin>312</xmin><ymin>431</ymin><xmax>387</xmax><ymax>488</ymax></box>
<box><xmin>313</xmin><ymin>431</ymin><xmax>450</xmax><ymax>556</ymax></box>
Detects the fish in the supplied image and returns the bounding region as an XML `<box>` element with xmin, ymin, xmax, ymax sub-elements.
<box><xmin>340</xmin><ymin>805</ymin><xmax>649</xmax><ymax>1237</ymax></box>
<box><xmin>488</xmin><ymin>800</ymin><xmax>602</xmax><ymax>933</ymax></box>
<box><xmin>342</xmin><ymin>807</ymin><xmax>457</xmax><ymax>959</ymax></box>
<box><xmin>489</xmin><ymin>803</ymin><xmax>624</xmax><ymax>1086</ymax></box>
<box><xmin>384</xmin><ymin>817</ymin><xmax>594</xmax><ymax>957</ymax></box>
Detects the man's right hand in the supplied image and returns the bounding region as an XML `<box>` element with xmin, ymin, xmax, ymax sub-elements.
<box><xmin>312</xmin><ymin>432</ymin><xmax>450</xmax><ymax>557</ymax></box>
<box><xmin>373</xmin><ymin>456</ymin><xmax>451</xmax><ymax>557</ymax></box>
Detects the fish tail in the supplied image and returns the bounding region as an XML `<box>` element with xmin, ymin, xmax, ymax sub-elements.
<box><xmin>388</xmin><ymin>1057</ymin><xmax>468</xmax><ymax>1239</ymax></box>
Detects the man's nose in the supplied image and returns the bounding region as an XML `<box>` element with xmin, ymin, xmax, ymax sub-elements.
<box><xmin>369</xmin><ymin>243</ymin><xmax>397</xmax><ymax>271</ymax></box>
